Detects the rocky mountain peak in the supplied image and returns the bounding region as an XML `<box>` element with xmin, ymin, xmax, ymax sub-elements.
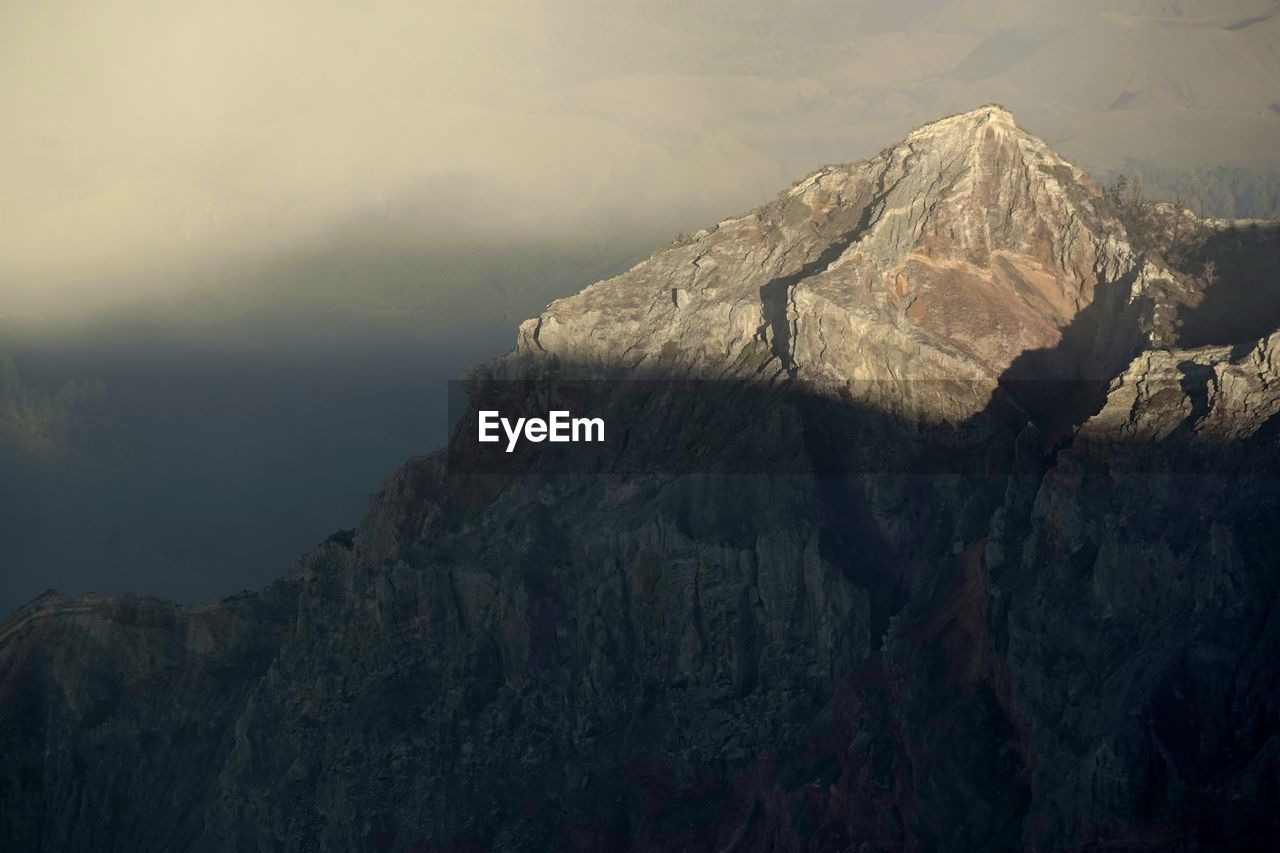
<box><xmin>493</xmin><ymin>105</ymin><xmax>1149</xmax><ymax>426</ymax></box>
<box><xmin>853</xmin><ymin>104</ymin><xmax>1093</xmax><ymax>270</ymax></box>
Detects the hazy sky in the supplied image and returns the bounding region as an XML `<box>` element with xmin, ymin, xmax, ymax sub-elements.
<box><xmin>3</xmin><ymin>0</ymin><xmax>1278</xmax><ymax>323</ymax></box>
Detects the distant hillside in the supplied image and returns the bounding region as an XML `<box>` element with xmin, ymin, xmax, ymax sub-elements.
<box><xmin>0</xmin><ymin>354</ymin><xmax>107</xmax><ymax>451</ymax></box>
<box><xmin>1103</xmin><ymin>160</ymin><xmax>1280</xmax><ymax>219</ymax></box>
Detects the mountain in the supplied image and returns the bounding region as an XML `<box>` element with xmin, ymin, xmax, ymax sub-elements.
<box><xmin>488</xmin><ymin>106</ymin><xmax>1161</xmax><ymax>428</ymax></box>
<box><xmin>2</xmin><ymin>107</ymin><xmax>1279</xmax><ymax>851</ymax></box>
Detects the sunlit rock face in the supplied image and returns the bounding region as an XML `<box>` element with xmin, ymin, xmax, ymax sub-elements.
<box><xmin>493</xmin><ymin>106</ymin><xmax>1163</xmax><ymax>425</ymax></box>
<box><xmin>1077</xmin><ymin>331</ymin><xmax>1280</xmax><ymax>447</ymax></box>
<box><xmin>3</xmin><ymin>109</ymin><xmax>1279</xmax><ymax>852</ymax></box>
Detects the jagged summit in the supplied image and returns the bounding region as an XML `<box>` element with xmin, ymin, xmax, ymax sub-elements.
<box><xmin>906</xmin><ymin>103</ymin><xmax>1017</xmax><ymax>135</ymax></box>
<box><xmin>890</xmin><ymin>103</ymin><xmax>1039</xmax><ymax>170</ymax></box>
<box><xmin>489</xmin><ymin>106</ymin><xmax>1157</xmax><ymax>424</ymax></box>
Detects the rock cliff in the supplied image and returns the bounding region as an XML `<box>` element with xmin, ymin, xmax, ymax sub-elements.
<box><xmin>2</xmin><ymin>107</ymin><xmax>1277</xmax><ymax>851</ymax></box>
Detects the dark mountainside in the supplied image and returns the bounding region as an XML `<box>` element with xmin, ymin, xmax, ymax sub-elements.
<box><xmin>2</xmin><ymin>107</ymin><xmax>1279</xmax><ymax>851</ymax></box>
